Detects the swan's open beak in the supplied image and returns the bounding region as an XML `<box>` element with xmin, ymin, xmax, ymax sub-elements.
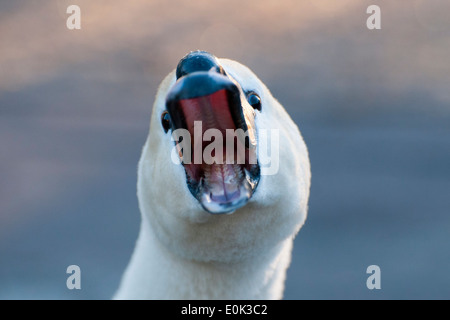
<box><xmin>166</xmin><ymin>51</ymin><xmax>260</xmax><ymax>214</ymax></box>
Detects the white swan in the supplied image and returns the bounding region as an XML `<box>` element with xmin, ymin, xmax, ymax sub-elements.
<box><xmin>114</xmin><ymin>51</ymin><xmax>311</xmax><ymax>300</ymax></box>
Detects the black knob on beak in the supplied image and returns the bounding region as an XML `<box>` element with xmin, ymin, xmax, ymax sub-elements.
<box><xmin>176</xmin><ymin>51</ymin><xmax>226</xmax><ymax>79</ymax></box>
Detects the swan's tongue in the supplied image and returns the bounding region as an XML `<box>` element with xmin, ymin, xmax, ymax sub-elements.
<box><xmin>200</xmin><ymin>164</ymin><xmax>253</xmax><ymax>214</ymax></box>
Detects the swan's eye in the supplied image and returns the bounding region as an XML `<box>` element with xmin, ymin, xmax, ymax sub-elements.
<box><xmin>247</xmin><ymin>92</ymin><xmax>261</xmax><ymax>111</ymax></box>
<box><xmin>161</xmin><ymin>111</ymin><xmax>171</xmax><ymax>133</ymax></box>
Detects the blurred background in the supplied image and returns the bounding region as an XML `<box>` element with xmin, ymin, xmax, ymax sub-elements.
<box><xmin>1</xmin><ymin>0</ymin><xmax>449</xmax><ymax>299</ymax></box>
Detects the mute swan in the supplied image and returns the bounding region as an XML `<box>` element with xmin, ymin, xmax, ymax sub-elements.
<box><xmin>114</xmin><ymin>51</ymin><xmax>311</xmax><ymax>299</ymax></box>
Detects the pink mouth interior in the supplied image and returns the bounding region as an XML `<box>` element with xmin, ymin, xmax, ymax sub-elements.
<box><xmin>182</xmin><ymin>89</ymin><xmax>236</xmax><ymax>138</ymax></box>
<box><xmin>177</xmin><ymin>89</ymin><xmax>247</xmax><ymax>203</ymax></box>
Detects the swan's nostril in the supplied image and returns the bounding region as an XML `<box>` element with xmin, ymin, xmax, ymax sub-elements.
<box><xmin>176</xmin><ymin>51</ymin><xmax>226</xmax><ymax>80</ymax></box>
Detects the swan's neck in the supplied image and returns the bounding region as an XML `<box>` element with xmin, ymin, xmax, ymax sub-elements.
<box><xmin>115</xmin><ymin>219</ymin><xmax>293</xmax><ymax>300</ymax></box>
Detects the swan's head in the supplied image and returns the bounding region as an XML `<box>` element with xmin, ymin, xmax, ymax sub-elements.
<box><xmin>138</xmin><ymin>51</ymin><xmax>310</xmax><ymax>262</ymax></box>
